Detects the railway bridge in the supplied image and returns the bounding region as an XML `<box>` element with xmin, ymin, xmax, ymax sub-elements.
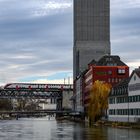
<box><xmin>0</xmin><ymin>83</ymin><xmax>73</xmax><ymax>112</ymax></box>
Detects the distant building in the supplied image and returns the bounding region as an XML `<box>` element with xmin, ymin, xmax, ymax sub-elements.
<box><xmin>73</xmin><ymin>0</ymin><xmax>110</xmax><ymax>79</ymax></box>
<box><xmin>83</xmin><ymin>55</ymin><xmax>129</xmax><ymax>110</ymax></box>
<box><xmin>108</xmin><ymin>67</ymin><xmax>140</xmax><ymax>122</ymax></box>
<box><xmin>62</xmin><ymin>90</ymin><xmax>73</xmax><ymax>110</ymax></box>
<box><xmin>38</xmin><ymin>99</ymin><xmax>56</xmax><ymax>110</ymax></box>
<box><xmin>74</xmin><ymin>73</ymin><xmax>85</xmax><ymax>113</ymax></box>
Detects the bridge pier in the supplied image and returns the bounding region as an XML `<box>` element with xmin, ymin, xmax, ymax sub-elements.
<box><xmin>56</xmin><ymin>97</ymin><xmax>63</xmax><ymax>118</ymax></box>
<box><xmin>16</xmin><ymin>113</ymin><xmax>19</xmax><ymax>120</ymax></box>
<box><xmin>56</xmin><ymin>98</ymin><xmax>62</xmax><ymax>111</ymax></box>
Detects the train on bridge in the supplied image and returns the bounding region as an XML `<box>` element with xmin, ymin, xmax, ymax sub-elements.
<box><xmin>4</xmin><ymin>83</ymin><xmax>73</xmax><ymax>91</ymax></box>
<box><xmin>0</xmin><ymin>83</ymin><xmax>73</xmax><ymax>99</ymax></box>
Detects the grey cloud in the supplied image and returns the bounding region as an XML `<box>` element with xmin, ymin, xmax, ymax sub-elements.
<box><xmin>111</xmin><ymin>4</ymin><xmax>140</xmax><ymax>65</ymax></box>
<box><xmin>0</xmin><ymin>13</ymin><xmax>71</xmax><ymax>41</ymax></box>
<box><xmin>0</xmin><ymin>0</ymin><xmax>73</xmax><ymax>84</ymax></box>
<box><xmin>0</xmin><ymin>0</ymin><xmax>140</xmax><ymax>84</ymax></box>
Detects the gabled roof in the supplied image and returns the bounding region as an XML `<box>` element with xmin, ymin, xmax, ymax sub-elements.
<box><xmin>113</xmin><ymin>77</ymin><xmax>130</xmax><ymax>88</ymax></box>
<box><xmin>97</xmin><ymin>55</ymin><xmax>127</xmax><ymax>66</ymax></box>
<box><xmin>88</xmin><ymin>55</ymin><xmax>128</xmax><ymax>66</ymax></box>
<box><xmin>89</xmin><ymin>59</ymin><xmax>97</xmax><ymax>65</ymax></box>
<box><xmin>130</xmin><ymin>67</ymin><xmax>140</xmax><ymax>79</ymax></box>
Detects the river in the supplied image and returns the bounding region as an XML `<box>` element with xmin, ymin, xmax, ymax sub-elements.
<box><xmin>0</xmin><ymin>117</ymin><xmax>140</xmax><ymax>140</ymax></box>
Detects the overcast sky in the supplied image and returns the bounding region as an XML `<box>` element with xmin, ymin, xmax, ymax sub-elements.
<box><xmin>0</xmin><ymin>0</ymin><xmax>140</xmax><ymax>85</ymax></box>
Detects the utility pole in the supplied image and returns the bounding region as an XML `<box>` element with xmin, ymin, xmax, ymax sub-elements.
<box><xmin>64</xmin><ymin>78</ymin><xmax>65</xmax><ymax>85</ymax></box>
<box><xmin>68</xmin><ymin>77</ymin><xmax>70</xmax><ymax>85</ymax></box>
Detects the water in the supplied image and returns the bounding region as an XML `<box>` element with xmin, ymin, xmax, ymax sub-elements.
<box><xmin>0</xmin><ymin>117</ymin><xmax>140</xmax><ymax>140</ymax></box>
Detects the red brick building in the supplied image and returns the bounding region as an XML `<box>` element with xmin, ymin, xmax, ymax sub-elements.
<box><xmin>84</xmin><ymin>55</ymin><xmax>129</xmax><ymax>109</ymax></box>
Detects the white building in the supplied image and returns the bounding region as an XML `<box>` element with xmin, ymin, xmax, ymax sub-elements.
<box><xmin>108</xmin><ymin>67</ymin><xmax>140</xmax><ymax>122</ymax></box>
<box><xmin>108</xmin><ymin>78</ymin><xmax>129</xmax><ymax>122</ymax></box>
<box><xmin>38</xmin><ymin>99</ymin><xmax>56</xmax><ymax>110</ymax></box>
<box><xmin>75</xmin><ymin>75</ymin><xmax>84</xmax><ymax>113</ymax></box>
<box><xmin>128</xmin><ymin>67</ymin><xmax>140</xmax><ymax>122</ymax></box>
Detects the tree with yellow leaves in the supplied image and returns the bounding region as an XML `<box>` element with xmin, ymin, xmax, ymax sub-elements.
<box><xmin>88</xmin><ymin>80</ymin><xmax>111</xmax><ymax>123</ymax></box>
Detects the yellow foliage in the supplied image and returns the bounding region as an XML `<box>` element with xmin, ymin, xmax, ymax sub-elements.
<box><xmin>88</xmin><ymin>80</ymin><xmax>111</xmax><ymax>122</ymax></box>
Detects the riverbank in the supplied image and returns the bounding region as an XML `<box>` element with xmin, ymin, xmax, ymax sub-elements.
<box><xmin>92</xmin><ymin>120</ymin><xmax>140</xmax><ymax>129</ymax></box>
<box><xmin>0</xmin><ymin>114</ymin><xmax>15</xmax><ymax>120</ymax></box>
<box><xmin>105</xmin><ymin>121</ymin><xmax>140</xmax><ymax>129</ymax></box>
<box><xmin>56</xmin><ymin>116</ymin><xmax>140</xmax><ymax>129</ymax></box>
<box><xmin>1</xmin><ymin>114</ymin><xmax>140</xmax><ymax>130</ymax></box>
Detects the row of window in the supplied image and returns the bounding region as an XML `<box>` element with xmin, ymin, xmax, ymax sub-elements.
<box><xmin>108</xmin><ymin>78</ymin><xmax>122</xmax><ymax>83</ymax></box>
<box><xmin>129</xmin><ymin>83</ymin><xmax>140</xmax><ymax>91</ymax></box>
<box><xmin>95</xmin><ymin>69</ymin><xmax>126</xmax><ymax>76</ymax></box>
<box><xmin>109</xmin><ymin>97</ymin><xmax>128</xmax><ymax>104</ymax></box>
<box><xmin>111</xmin><ymin>87</ymin><xmax>128</xmax><ymax>96</ymax></box>
<box><xmin>129</xmin><ymin>96</ymin><xmax>140</xmax><ymax>102</ymax></box>
<box><xmin>111</xmin><ymin>84</ymin><xmax>140</xmax><ymax>96</ymax></box>
<box><xmin>109</xmin><ymin>109</ymin><xmax>140</xmax><ymax>116</ymax></box>
<box><xmin>117</xmin><ymin>97</ymin><xmax>128</xmax><ymax>103</ymax></box>
<box><xmin>109</xmin><ymin>95</ymin><xmax>140</xmax><ymax>104</ymax></box>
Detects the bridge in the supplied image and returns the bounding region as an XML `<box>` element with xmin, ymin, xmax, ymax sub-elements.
<box><xmin>0</xmin><ymin>83</ymin><xmax>73</xmax><ymax>98</ymax></box>
<box><xmin>0</xmin><ymin>109</ymin><xmax>74</xmax><ymax>119</ymax></box>
<box><xmin>0</xmin><ymin>109</ymin><xmax>80</xmax><ymax>119</ymax></box>
<box><xmin>0</xmin><ymin>83</ymin><xmax>73</xmax><ymax>112</ymax></box>
<box><xmin>0</xmin><ymin>109</ymin><xmax>72</xmax><ymax>114</ymax></box>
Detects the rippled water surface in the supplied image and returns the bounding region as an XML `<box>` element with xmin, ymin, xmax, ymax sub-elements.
<box><xmin>0</xmin><ymin>117</ymin><xmax>140</xmax><ymax>140</ymax></box>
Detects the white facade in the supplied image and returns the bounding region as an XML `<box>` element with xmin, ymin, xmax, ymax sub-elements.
<box><xmin>75</xmin><ymin>76</ymin><xmax>84</xmax><ymax>112</ymax></box>
<box><xmin>108</xmin><ymin>101</ymin><xmax>129</xmax><ymax>122</ymax></box>
<box><xmin>129</xmin><ymin>73</ymin><xmax>140</xmax><ymax>96</ymax></box>
<box><xmin>108</xmin><ymin>88</ymin><xmax>129</xmax><ymax>122</ymax></box>
<box><xmin>108</xmin><ymin>68</ymin><xmax>140</xmax><ymax>123</ymax></box>
<box><xmin>128</xmin><ymin>72</ymin><xmax>140</xmax><ymax>122</ymax></box>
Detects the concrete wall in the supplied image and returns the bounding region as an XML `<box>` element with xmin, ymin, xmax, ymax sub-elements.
<box><xmin>38</xmin><ymin>99</ymin><xmax>56</xmax><ymax>110</ymax></box>
<box><xmin>74</xmin><ymin>41</ymin><xmax>110</xmax><ymax>76</ymax></box>
<box><xmin>62</xmin><ymin>90</ymin><xmax>73</xmax><ymax>110</ymax></box>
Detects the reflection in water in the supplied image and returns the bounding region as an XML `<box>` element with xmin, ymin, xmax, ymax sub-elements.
<box><xmin>0</xmin><ymin>118</ymin><xmax>139</xmax><ymax>140</ymax></box>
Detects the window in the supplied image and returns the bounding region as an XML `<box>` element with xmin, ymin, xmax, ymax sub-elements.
<box><xmin>109</xmin><ymin>98</ymin><xmax>116</xmax><ymax>104</ymax></box>
<box><xmin>109</xmin><ymin>109</ymin><xmax>116</xmax><ymax>115</ymax></box>
<box><xmin>119</xmin><ymin>78</ymin><xmax>122</xmax><ymax>82</ymax></box>
<box><xmin>112</xmin><ymin>109</ymin><xmax>140</xmax><ymax>116</ymax></box>
<box><xmin>134</xmin><ymin>76</ymin><xmax>136</xmax><ymax>81</ymax></box>
<box><xmin>130</xmin><ymin>109</ymin><xmax>134</xmax><ymax>115</ymax></box>
<box><xmin>96</xmin><ymin>71</ymin><xmax>106</xmax><ymax>75</ymax></box>
<box><xmin>118</xmin><ymin>68</ymin><xmax>126</xmax><ymax>74</ymax></box>
<box><xmin>138</xmin><ymin>96</ymin><xmax>140</xmax><ymax>101</ymax></box>
<box><xmin>129</xmin><ymin>96</ymin><xmax>132</xmax><ymax>102</ymax></box>
<box><xmin>112</xmin><ymin>78</ymin><xmax>114</xmax><ymax>83</ymax></box>
<box><xmin>108</xmin><ymin>71</ymin><xmax>112</xmax><ymax>75</ymax></box>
